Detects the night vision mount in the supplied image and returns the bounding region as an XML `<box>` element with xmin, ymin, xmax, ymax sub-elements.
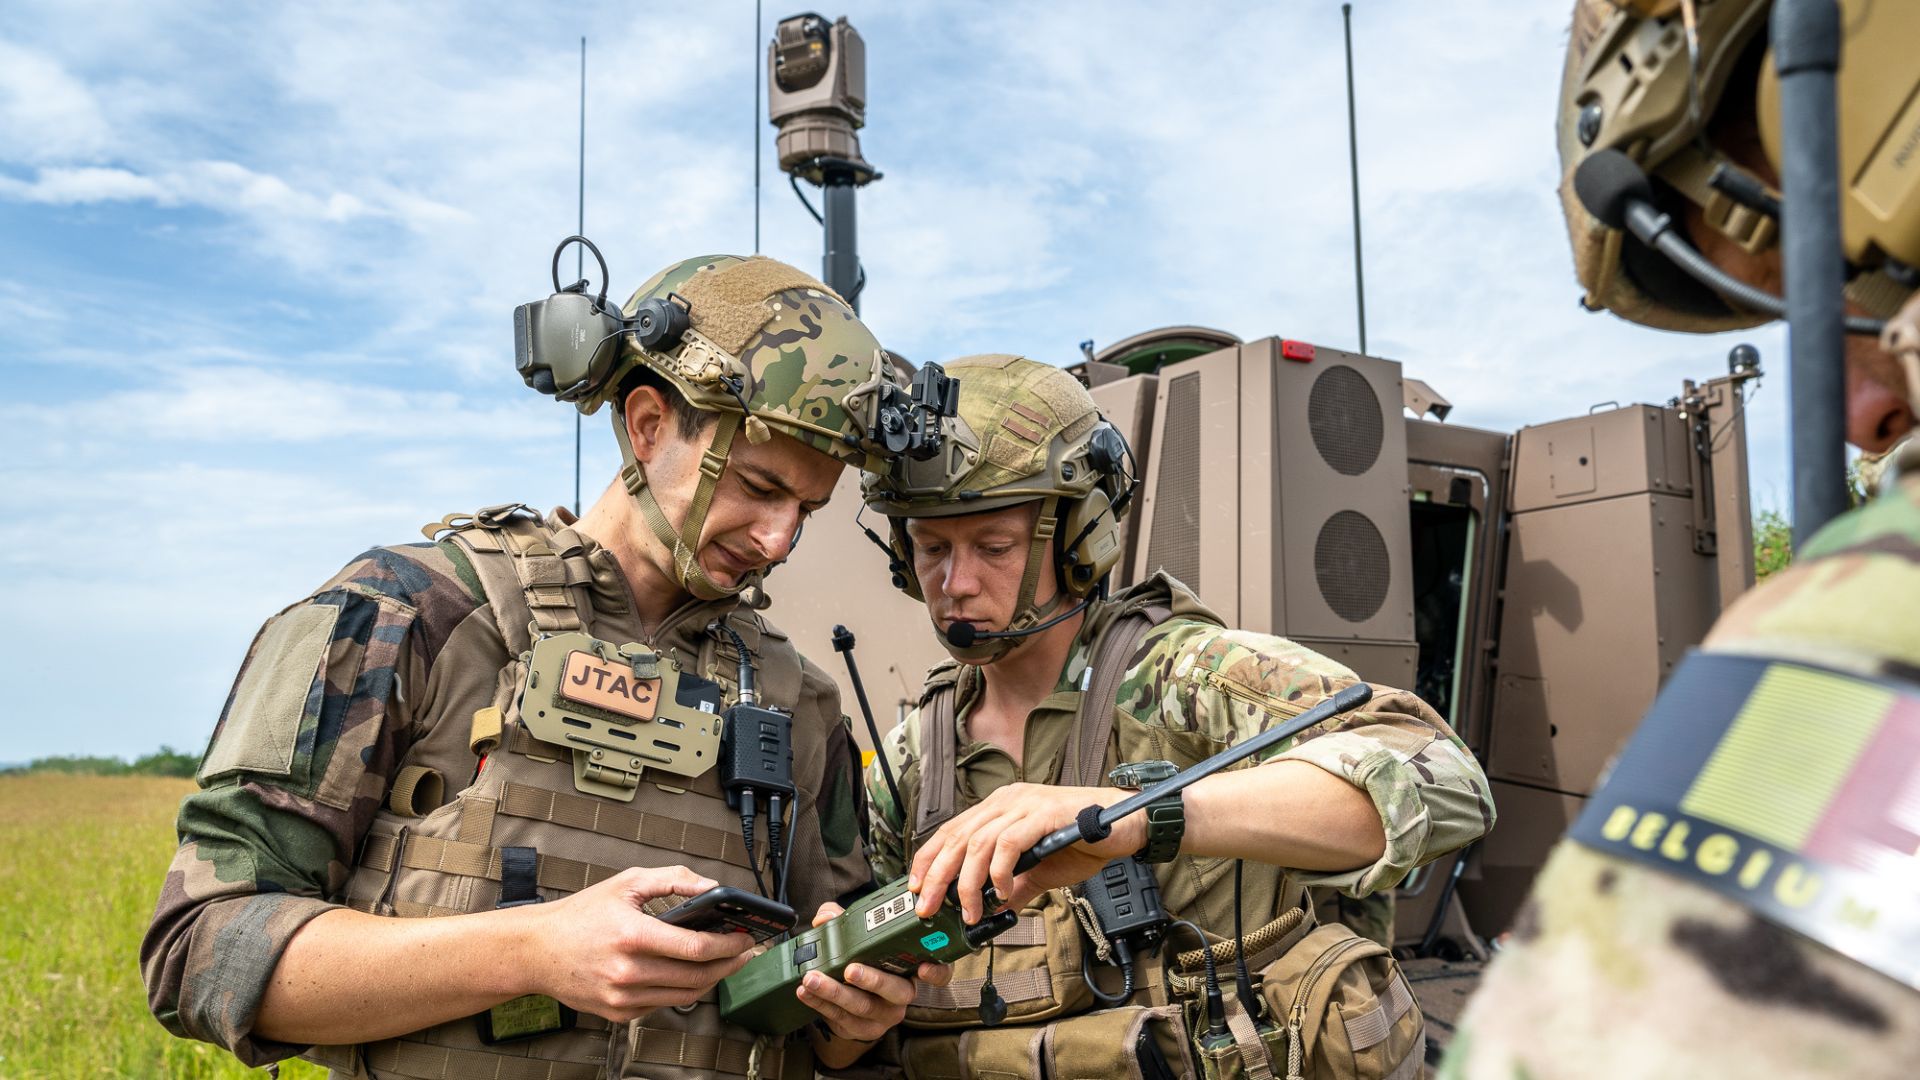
<box><xmin>868</xmin><ymin>362</ymin><xmax>961</xmax><ymax>461</ymax></box>
<box><xmin>513</xmin><ymin>235</ymin><xmax>690</xmax><ymax>407</ymax></box>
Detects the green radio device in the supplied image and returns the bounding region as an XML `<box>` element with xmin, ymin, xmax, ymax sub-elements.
<box><xmin>717</xmin><ymin>633</ymin><xmax>1372</xmax><ymax>1037</ymax></box>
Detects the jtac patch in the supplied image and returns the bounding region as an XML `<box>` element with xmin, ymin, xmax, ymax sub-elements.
<box><xmin>1570</xmin><ymin>652</ymin><xmax>1920</xmax><ymax>991</ymax></box>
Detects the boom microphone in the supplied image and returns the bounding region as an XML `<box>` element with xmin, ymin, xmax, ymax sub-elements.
<box><xmin>1572</xmin><ymin>149</ymin><xmax>1884</xmax><ymax>337</ymax></box>
<box><xmin>943</xmin><ymin>596</ymin><xmax>1094</xmax><ymax>649</ymax></box>
<box><xmin>1572</xmin><ymin>148</ymin><xmax>1654</xmax><ymax>232</ymax></box>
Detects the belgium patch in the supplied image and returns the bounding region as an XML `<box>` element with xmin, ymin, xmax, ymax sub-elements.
<box><xmin>1570</xmin><ymin>652</ymin><xmax>1920</xmax><ymax>991</ymax></box>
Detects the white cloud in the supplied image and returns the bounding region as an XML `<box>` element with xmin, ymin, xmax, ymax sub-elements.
<box><xmin>0</xmin><ymin>0</ymin><xmax>1816</xmax><ymax>761</ymax></box>
<box><xmin>0</xmin><ymin>39</ymin><xmax>112</xmax><ymax>162</ymax></box>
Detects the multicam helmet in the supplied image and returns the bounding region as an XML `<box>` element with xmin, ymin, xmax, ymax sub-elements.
<box><xmin>862</xmin><ymin>355</ymin><xmax>1135</xmax><ymax>662</ymax></box>
<box><xmin>1558</xmin><ymin>0</ymin><xmax>1919</xmax><ymax>332</ymax></box>
<box><xmin>581</xmin><ymin>253</ymin><xmax>924</xmax><ymax>601</ymax></box>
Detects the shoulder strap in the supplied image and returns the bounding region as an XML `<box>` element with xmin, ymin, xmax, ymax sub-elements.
<box><xmin>911</xmin><ymin>680</ymin><xmax>960</xmax><ymax>851</ymax></box>
<box><xmin>1067</xmin><ymin>603</ymin><xmax>1171</xmax><ymax>787</ymax></box>
<box><xmin>427</xmin><ymin>504</ymin><xmax>594</xmax><ymax>657</ymax></box>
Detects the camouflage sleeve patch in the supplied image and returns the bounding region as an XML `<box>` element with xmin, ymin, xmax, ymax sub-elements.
<box><xmin>864</xmin><ymin>708</ymin><xmax>920</xmax><ymax>884</ymax></box>
<box><xmin>1116</xmin><ymin>619</ymin><xmax>1495</xmax><ymax>897</ymax></box>
<box><xmin>141</xmin><ymin>546</ymin><xmax>464</xmax><ymax>1063</ymax></box>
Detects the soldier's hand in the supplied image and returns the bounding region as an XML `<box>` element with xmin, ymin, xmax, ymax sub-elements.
<box><xmin>797</xmin><ymin>902</ymin><xmax>951</xmax><ymax>1047</ymax></box>
<box><xmin>909</xmin><ymin>783</ymin><xmax>1146</xmax><ymax>922</ymax></box>
<box><xmin>524</xmin><ymin>865</ymin><xmax>755</xmax><ymax>1021</ymax></box>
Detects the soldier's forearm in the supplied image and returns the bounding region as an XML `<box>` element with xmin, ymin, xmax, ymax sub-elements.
<box><xmin>254</xmin><ymin>906</ymin><xmax>535</xmax><ymax>1045</ymax></box>
<box><xmin>1181</xmin><ymin>761</ymin><xmax>1385</xmax><ymax>871</ymax></box>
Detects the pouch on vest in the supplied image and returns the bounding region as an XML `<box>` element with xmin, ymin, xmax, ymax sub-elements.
<box><xmin>1252</xmin><ymin>923</ymin><xmax>1423</xmax><ymax>1080</ymax></box>
<box><xmin>1194</xmin><ymin>992</ymin><xmax>1282</xmax><ymax>1080</ymax></box>
<box><xmin>904</xmin><ymin>887</ymin><xmax>1094</xmax><ymax>1029</ymax></box>
<box><xmin>901</xmin><ymin>1004</ymin><xmax>1194</xmax><ymax>1080</ymax></box>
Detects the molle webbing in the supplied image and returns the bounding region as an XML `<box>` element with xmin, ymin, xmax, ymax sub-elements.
<box><xmin>674</xmin><ymin>255</ymin><xmax>842</xmax><ymax>355</ymax></box>
<box><xmin>912</xmin><ymin>967</ymin><xmax>1057</xmax><ymax>1011</ymax></box>
<box><xmin>345</xmin><ymin>895</ymin><xmax>464</xmax><ymax>918</ymax></box>
<box><xmin>628</xmin><ymin>1024</ymin><xmax>786</xmax><ymax>1079</ymax></box>
<box><xmin>492</xmin><ymin>782</ymin><xmax>754</xmax><ymax>870</ymax></box>
<box><xmin>360</xmin><ymin>1028</ymin><xmax>611</xmax><ymax>1080</ymax></box>
<box><xmin>358</xmin><ymin>831</ymin><xmax>623</xmax><ymax>895</ymax></box>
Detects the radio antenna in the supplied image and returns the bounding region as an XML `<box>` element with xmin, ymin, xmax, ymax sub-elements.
<box><xmin>754</xmin><ymin>0</ymin><xmax>763</xmax><ymax>253</ymax></box>
<box><xmin>1342</xmin><ymin>4</ymin><xmax>1368</xmax><ymax>355</ymax></box>
<box><xmin>574</xmin><ymin>36</ymin><xmax>587</xmax><ymax>516</ymax></box>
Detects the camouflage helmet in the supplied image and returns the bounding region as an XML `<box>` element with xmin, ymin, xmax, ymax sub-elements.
<box><xmin>596</xmin><ymin>254</ymin><xmax>910</xmax><ymax>601</ymax></box>
<box><xmin>862</xmin><ymin>355</ymin><xmax>1135</xmax><ymax>661</ymax></box>
<box><xmin>1558</xmin><ymin>0</ymin><xmax>1775</xmax><ymax>333</ymax></box>
<box><xmin>1560</xmin><ymin>0</ymin><xmax>1919</xmax><ymax>333</ymax></box>
<box><xmin>595</xmin><ymin>254</ymin><xmax>901</xmax><ymax>470</ymax></box>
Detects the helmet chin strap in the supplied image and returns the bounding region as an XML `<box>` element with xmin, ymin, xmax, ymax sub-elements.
<box><xmin>935</xmin><ymin>496</ymin><xmax>1064</xmax><ymax>664</ymax></box>
<box><xmin>615</xmin><ymin>409</ymin><xmax>753</xmax><ymax>603</ymax></box>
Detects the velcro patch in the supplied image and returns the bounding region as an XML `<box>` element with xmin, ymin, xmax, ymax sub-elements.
<box><xmin>199</xmin><ymin>603</ymin><xmax>341</xmax><ymax>782</ymax></box>
<box><xmin>676</xmin><ymin>256</ymin><xmax>840</xmax><ymax>356</ymax></box>
<box><xmin>1570</xmin><ymin>652</ymin><xmax>1920</xmax><ymax>991</ymax></box>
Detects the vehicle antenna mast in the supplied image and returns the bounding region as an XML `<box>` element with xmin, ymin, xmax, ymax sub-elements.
<box><xmin>1342</xmin><ymin>4</ymin><xmax>1368</xmax><ymax>356</ymax></box>
<box><xmin>767</xmin><ymin>12</ymin><xmax>881</xmax><ymax>311</ymax></box>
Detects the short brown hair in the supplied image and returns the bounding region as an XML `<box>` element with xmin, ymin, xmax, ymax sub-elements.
<box><xmin>615</xmin><ymin>365</ymin><xmax>711</xmax><ymax>440</ymax></box>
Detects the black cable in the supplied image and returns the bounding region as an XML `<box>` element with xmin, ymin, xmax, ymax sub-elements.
<box><xmin>772</xmin><ymin>792</ymin><xmax>796</xmax><ymax>907</ymax></box>
<box><xmin>1168</xmin><ymin>919</ymin><xmax>1226</xmax><ymax>1038</ymax></box>
<box><xmin>1628</xmin><ymin>203</ymin><xmax>1885</xmax><ymax>336</ymax></box>
<box><xmin>1232</xmin><ymin>860</ymin><xmax>1263</xmax><ymax>1021</ymax></box>
<box><xmin>790</xmin><ymin>173</ymin><xmax>824</xmax><ymax>224</ymax></box>
<box><xmin>713</xmin><ymin>622</ymin><xmax>756</xmax><ymax>704</ymax></box>
<box><xmin>1082</xmin><ymin>938</ymin><xmax>1137</xmax><ymax>1006</ymax></box>
<box><xmin>740</xmin><ymin>806</ymin><xmax>769</xmax><ymax>898</ymax></box>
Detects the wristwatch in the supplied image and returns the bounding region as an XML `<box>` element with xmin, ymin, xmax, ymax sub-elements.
<box><xmin>1107</xmin><ymin>759</ymin><xmax>1185</xmax><ymax>863</ymax></box>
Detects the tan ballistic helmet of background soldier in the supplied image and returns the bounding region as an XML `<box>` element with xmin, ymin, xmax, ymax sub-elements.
<box><xmin>520</xmin><ymin>250</ymin><xmax>952</xmax><ymax>602</ymax></box>
<box><xmin>1558</xmin><ymin>0</ymin><xmax>1920</xmax><ymax>335</ymax></box>
<box><xmin>861</xmin><ymin>355</ymin><xmax>1136</xmax><ymax>663</ymax></box>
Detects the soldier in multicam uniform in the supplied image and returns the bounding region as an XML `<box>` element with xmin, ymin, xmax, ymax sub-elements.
<box><xmin>858</xmin><ymin>355</ymin><xmax>1495</xmax><ymax>1078</ymax></box>
<box><xmin>1446</xmin><ymin>2</ymin><xmax>1920</xmax><ymax>1077</ymax></box>
<box><xmin>140</xmin><ymin>254</ymin><xmax>954</xmax><ymax>1079</ymax></box>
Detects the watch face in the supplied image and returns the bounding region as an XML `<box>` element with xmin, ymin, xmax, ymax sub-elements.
<box><xmin>1109</xmin><ymin>759</ymin><xmax>1180</xmax><ymax>789</ymax></box>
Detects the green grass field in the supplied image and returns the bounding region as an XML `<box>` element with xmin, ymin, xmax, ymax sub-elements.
<box><xmin>0</xmin><ymin>774</ymin><xmax>325</xmax><ymax>1079</ymax></box>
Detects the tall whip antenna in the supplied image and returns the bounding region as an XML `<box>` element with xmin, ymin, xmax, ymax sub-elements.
<box><xmin>1342</xmin><ymin>4</ymin><xmax>1368</xmax><ymax>355</ymax></box>
<box><xmin>754</xmin><ymin>0</ymin><xmax>763</xmax><ymax>253</ymax></box>
<box><xmin>574</xmin><ymin>36</ymin><xmax>586</xmax><ymax>516</ymax></box>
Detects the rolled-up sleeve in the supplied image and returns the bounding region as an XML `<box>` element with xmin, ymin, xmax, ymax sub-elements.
<box><xmin>1118</xmin><ymin>620</ymin><xmax>1495</xmax><ymax>898</ymax></box>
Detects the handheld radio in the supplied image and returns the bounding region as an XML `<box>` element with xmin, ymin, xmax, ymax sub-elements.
<box><xmin>718</xmin><ymin>681</ymin><xmax>1374</xmax><ymax>1035</ymax></box>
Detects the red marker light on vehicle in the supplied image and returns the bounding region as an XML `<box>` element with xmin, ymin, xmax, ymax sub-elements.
<box><xmin>1281</xmin><ymin>340</ymin><xmax>1315</xmax><ymax>362</ymax></box>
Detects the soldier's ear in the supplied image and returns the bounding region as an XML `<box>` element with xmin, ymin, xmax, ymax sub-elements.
<box><xmin>623</xmin><ymin>385</ymin><xmax>674</xmax><ymax>463</ymax></box>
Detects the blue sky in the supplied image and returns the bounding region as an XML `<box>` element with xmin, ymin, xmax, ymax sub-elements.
<box><xmin>0</xmin><ymin>1</ymin><xmax>1792</xmax><ymax>762</ymax></box>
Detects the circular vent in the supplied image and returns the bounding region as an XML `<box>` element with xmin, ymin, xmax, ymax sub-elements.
<box><xmin>1308</xmin><ymin>365</ymin><xmax>1383</xmax><ymax>476</ymax></box>
<box><xmin>1315</xmin><ymin>510</ymin><xmax>1390</xmax><ymax>623</ymax></box>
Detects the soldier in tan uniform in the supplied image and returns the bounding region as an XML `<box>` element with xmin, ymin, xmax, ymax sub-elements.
<box><xmin>1446</xmin><ymin>2</ymin><xmax>1920</xmax><ymax>1076</ymax></box>
<box><xmin>859</xmin><ymin>355</ymin><xmax>1495</xmax><ymax>1078</ymax></box>
<box><xmin>141</xmin><ymin>254</ymin><xmax>957</xmax><ymax>1078</ymax></box>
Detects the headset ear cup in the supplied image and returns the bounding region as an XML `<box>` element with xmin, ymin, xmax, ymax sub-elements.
<box><xmin>1059</xmin><ymin>489</ymin><xmax>1121</xmax><ymax>598</ymax></box>
<box><xmin>888</xmin><ymin>522</ymin><xmax>925</xmax><ymax>601</ymax></box>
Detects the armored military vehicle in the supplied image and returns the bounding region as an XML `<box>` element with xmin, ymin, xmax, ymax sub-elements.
<box><xmin>753</xmin><ymin>8</ymin><xmax>1764</xmax><ymax>1045</ymax></box>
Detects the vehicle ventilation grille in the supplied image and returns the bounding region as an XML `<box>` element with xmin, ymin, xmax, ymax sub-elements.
<box><xmin>1148</xmin><ymin>372</ymin><xmax>1203</xmax><ymax>591</ymax></box>
<box><xmin>1308</xmin><ymin>364</ymin><xmax>1382</xmax><ymax>477</ymax></box>
<box><xmin>1315</xmin><ymin>510</ymin><xmax>1389</xmax><ymax>623</ymax></box>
